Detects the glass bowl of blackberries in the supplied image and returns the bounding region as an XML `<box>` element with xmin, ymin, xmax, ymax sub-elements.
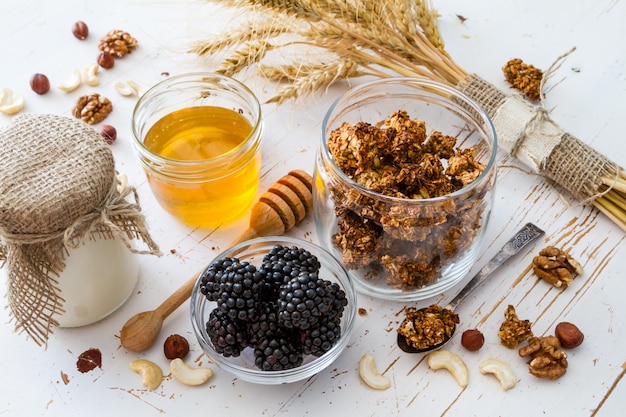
<box><xmin>190</xmin><ymin>236</ymin><xmax>357</xmax><ymax>384</ymax></box>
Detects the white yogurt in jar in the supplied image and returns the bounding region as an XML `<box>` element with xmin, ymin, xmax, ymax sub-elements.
<box><xmin>0</xmin><ymin>237</ymin><xmax>139</xmax><ymax>328</ymax></box>
<box><xmin>54</xmin><ymin>237</ymin><xmax>139</xmax><ymax>327</ymax></box>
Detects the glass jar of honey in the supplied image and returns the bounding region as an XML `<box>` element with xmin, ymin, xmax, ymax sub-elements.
<box><xmin>132</xmin><ymin>73</ymin><xmax>263</xmax><ymax>227</ymax></box>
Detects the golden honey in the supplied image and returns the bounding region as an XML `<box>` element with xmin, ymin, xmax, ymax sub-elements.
<box><xmin>132</xmin><ymin>73</ymin><xmax>263</xmax><ymax>227</ymax></box>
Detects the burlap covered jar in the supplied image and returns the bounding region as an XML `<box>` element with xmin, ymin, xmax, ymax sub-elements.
<box><xmin>0</xmin><ymin>114</ymin><xmax>161</xmax><ymax>345</ymax></box>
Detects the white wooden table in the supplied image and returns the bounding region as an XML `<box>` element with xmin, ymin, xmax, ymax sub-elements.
<box><xmin>1</xmin><ymin>1</ymin><xmax>624</xmax><ymax>416</ymax></box>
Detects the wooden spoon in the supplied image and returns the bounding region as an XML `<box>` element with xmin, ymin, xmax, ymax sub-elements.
<box><xmin>119</xmin><ymin>170</ymin><xmax>313</xmax><ymax>352</ymax></box>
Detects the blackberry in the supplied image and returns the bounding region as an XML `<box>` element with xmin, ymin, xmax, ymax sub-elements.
<box><xmin>199</xmin><ymin>257</ymin><xmax>239</xmax><ymax>302</ymax></box>
<box><xmin>206</xmin><ymin>257</ymin><xmax>262</xmax><ymax>322</ymax></box>
<box><xmin>254</xmin><ymin>331</ymin><xmax>303</xmax><ymax>371</ymax></box>
<box><xmin>206</xmin><ymin>308</ymin><xmax>248</xmax><ymax>357</ymax></box>
<box><xmin>277</xmin><ymin>272</ymin><xmax>346</xmax><ymax>330</ymax></box>
<box><xmin>323</xmin><ymin>281</ymin><xmax>348</xmax><ymax>318</ymax></box>
<box><xmin>301</xmin><ymin>315</ymin><xmax>342</xmax><ymax>357</ymax></box>
<box><xmin>247</xmin><ymin>301</ymin><xmax>280</xmax><ymax>348</ymax></box>
<box><xmin>256</xmin><ymin>245</ymin><xmax>321</xmax><ymax>300</ymax></box>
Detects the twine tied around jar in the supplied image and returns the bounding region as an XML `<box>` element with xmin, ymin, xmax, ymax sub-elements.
<box><xmin>0</xmin><ymin>113</ymin><xmax>162</xmax><ymax>346</ymax></box>
<box><xmin>457</xmin><ymin>73</ymin><xmax>621</xmax><ymax>204</ymax></box>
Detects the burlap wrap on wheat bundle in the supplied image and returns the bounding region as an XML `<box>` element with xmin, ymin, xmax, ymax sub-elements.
<box><xmin>0</xmin><ymin>113</ymin><xmax>161</xmax><ymax>345</ymax></box>
<box><xmin>457</xmin><ymin>74</ymin><xmax>622</xmax><ymax>203</ymax></box>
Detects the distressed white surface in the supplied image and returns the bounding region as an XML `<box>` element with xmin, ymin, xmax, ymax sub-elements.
<box><xmin>0</xmin><ymin>1</ymin><xmax>624</xmax><ymax>416</ymax></box>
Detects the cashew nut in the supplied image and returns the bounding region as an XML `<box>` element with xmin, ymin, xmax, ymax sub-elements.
<box><xmin>479</xmin><ymin>357</ymin><xmax>516</xmax><ymax>391</ymax></box>
<box><xmin>0</xmin><ymin>88</ymin><xmax>25</xmax><ymax>115</ymax></box>
<box><xmin>170</xmin><ymin>358</ymin><xmax>213</xmax><ymax>386</ymax></box>
<box><xmin>125</xmin><ymin>79</ymin><xmax>143</xmax><ymax>96</ymax></box>
<box><xmin>82</xmin><ymin>63</ymin><xmax>100</xmax><ymax>86</ymax></box>
<box><xmin>129</xmin><ymin>359</ymin><xmax>163</xmax><ymax>390</ymax></box>
<box><xmin>427</xmin><ymin>350</ymin><xmax>469</xmax><ymax>388</ymax></box>
<box><xmin>116</xmin><ymin>173</ymin><xmax>129</xmax><ymax>193</ymax></box>
<box><xmin>358</xmin><ymin>353</ymin><xmax>390</xmax><ymax>390</ymax></box>
<box><xmin>58</xmin><ymin>68</ymin><xmax>82</xmax><ymax>92</ymax></box>
<box><xmin>114</xmin><ymin>81</ymin><xmax>135</xmax><ymax>97</ymax></box>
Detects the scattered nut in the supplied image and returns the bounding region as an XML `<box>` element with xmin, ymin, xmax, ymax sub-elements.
<box><xmin>129</xmin><ymin>359</ymin><xmax>163</xmax><ymax>390</ymax></box>
<box><xmin>461</xmin><ymin>329</ymin><xmax>484</xmax><ymax>351</ymax></box>
<box><xmin>427</xmin><ymin>349</ymin><xmax>469</xmax><ymax>388</ymax></box>
<box><xmin>97</xmin><ymin>51</ymin><xmax>115</xmax><ymax>69</ymax></box>
<box><xmin>358</xmin><ymin>353</ymin><xmax>390</xmax><ymax>390</ymax></box>
<box><xmin>72</xmin><ymin>93</ymin><xmax>112</xmax><ymax>124</ymax></box>
<box><xmin>555</xmin><ymin>322</ymin><xmax>584</xmax><ymax>349</ymax></box>
<box><xmin>76</xmin><ymin>348</ymin><xmax>102</xmax><ymax>373</ymax></box>
<box><xmin>116</xmin><ymin>173</ymin><xmax>128</xmax><ymax>194</ymax></box>
<box><xmin>170</xmin><ymin>358</ymin><xmax>213</xmax><ymax>386</ymax></box>
<box><xmin>58</xmin><ymin>68</ymin><xmax>82</xmax><ymax>92</ymax></box>
<box><xmin>98</xmin><ymin>124</ymin><xmax>117</xmax><ymax>144</ymax></box>
<box><xmin>479</xmin><ymin>357</ymin><xmax>516</xmax><ymax>391</ymax></box>
<box><xmin>30</xmin><ymin>73</ymin><xmax>50</xmax><ymax>95</ymax></box>
<box><xmin>72</xmin><ymin>21</ymin><xmax>89</xmax><ymax>40</ymax></box>
<box><xmin>519</xmin><ymin>336</ymin><xmax>568</xmax><ymax>380</ymax></box>
<box><xmin>114</xmin><ymin>80</ymin><xmax>135</xmax><ymax>97</ymax></box>
<box><xmin>0</xmin><ymin>88</ymin><xmax>25</xmax><ymax>115</ymax></box>
<box><xmin>98</xmin><ymin>29</ymin><xmax>138</xmax><ymax>58</ymax></box>
<box><xmin>164</xmin><ymin>334</ymin><xmax>190</xmax><ymax>360</ymax></box>
<box><xmin>82</xmin><ymin>63</ymin><xmax>100</xmax><ymax>87</ymax></box>
<box><xmin>498</xmin><ymin>305</ymin><xmax>533</xmax><ymax>349</ymax></box>
<box><xmin>532</xmin><ymin>246</ymin><xmax>583</xmax><ymax>289</ymax></box>
<box><xmin>125</xmin><ymin>79</ymin><xmax>143</xmax><ymax>96</ymax></box>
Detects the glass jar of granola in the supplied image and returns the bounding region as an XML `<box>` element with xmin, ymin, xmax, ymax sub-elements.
<box><xmin>313</xmin><ymin>78</ymin><xmax>497</xmax><ymax>301</ymax></box>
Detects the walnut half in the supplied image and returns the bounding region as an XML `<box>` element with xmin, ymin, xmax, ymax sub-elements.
<box><xmin>532</xmin><ymin>246</ymin><xmax>583</xmax><ymax>289</ymax></box>
<box><xmin>98</xmin><ymin>29</ymin><xmax>138</xmax><ymax>58</ymax></box>
<box><xmin>519</xmin><ymin>336</ymin><xmax>568</xmax><ymax>380</ymax></box>
<box><xmin>72</xmin><ymin>93</ymin><xmax>113</xmax><ymax>124</ymax></box>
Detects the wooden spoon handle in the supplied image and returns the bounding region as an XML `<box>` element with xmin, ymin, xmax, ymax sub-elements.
<box><xmin>153</xmin><ymin>272</ymin><xmax>201</xmax><ymax>319</ymax></box>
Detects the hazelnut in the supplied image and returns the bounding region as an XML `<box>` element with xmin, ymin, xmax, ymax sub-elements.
<box><xmin>97</xmin><ymin>51</ymin><xmax>115</xmax><ymax>69</ymax></box>
<box><xmin>164</xmin><ymin>334</ymin><xmax>189</xmax><ymax>360</ymax></box>
<box><xmin>461</xmin><ymin>329</ymin><xmax>484</xmax><ymax>351</ymax></box>
<box><xmin>555</xmin><ymin>322</ymin><xmax>584</xmax><ymax>349</ymax></box>
<box><xmin>30</xmin><ymin>73</ymin><xmax>50</xmax><ymax>95</ymax></box>
<box><xmin>72</xmin><ymin>21</ymin><xmax>89</xmax><ymax>40</ymax></box>
<box><xmin>98</xmin><ymin>124</ymin><xmax>117</xmax><ymax>144</ymax></box>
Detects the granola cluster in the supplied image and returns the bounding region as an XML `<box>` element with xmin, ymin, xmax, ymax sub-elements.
<box><xmin>326</xmin><ymin>110</ymin><xmax>489</xmax><ymax>290</ymax></box>
<box><xmin>397</xmin><ymin>305</ymin><xmax>459</xmax><ymax>351</ymax></box>
<box><xmin>502</xmin><ymin>58</ymin><xmax>543</xmax><ymax>101</ymax></box>
<box><xmin>498</xmin><ymin>304</ymin><xmax>534</xmax><ymax>349</ymax></box>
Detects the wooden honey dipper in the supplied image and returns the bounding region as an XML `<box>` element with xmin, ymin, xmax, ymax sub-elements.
<box><xmin>119</xmin><ymin>170</ymin><xmax>313</xmax><ymax>352</ymax></box>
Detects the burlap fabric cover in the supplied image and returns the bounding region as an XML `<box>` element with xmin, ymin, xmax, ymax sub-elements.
<box><xmin>0</xmin><ymin>113</ymin><xmax>161</xmax><ymax>345</ymax></box>
<box><xmin>457</xmin><ymin>74</ymin><xmax>621</xmax><ymax>203</ymax></box>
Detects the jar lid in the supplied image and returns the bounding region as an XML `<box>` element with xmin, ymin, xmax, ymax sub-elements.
<box><xmin>0</xmin><ymin>113</ymin><xmax>115</xmax><ymax>235</ymax></box>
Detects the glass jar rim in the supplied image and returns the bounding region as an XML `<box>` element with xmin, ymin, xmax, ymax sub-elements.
<box><xmin>320</xmin><ymin>77</ymin><xmax>498</xmax><ymax>204</ymax></box>
<box><xmin>131</xmin><ymin>72</ymin><xmax>263</xmax><ymax>169</ymax></box>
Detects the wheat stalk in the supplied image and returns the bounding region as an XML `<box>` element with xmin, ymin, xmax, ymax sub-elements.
<box><xmin>216</xmin><ymin>40</ymin><xmax>273</xmax><ymax>77</ymax></box>
<box><xmin>191</xmin><ymin>20</ymin><xmax>285</xmax><ymax>57</ymax></box>
<box><xmin>260</xmin><ymin>61</ymin><xmax>368</xmax><ymax>104</ymax></box>
<box><xmin>194</xmin><ymin>0</ymin><xmax>466</xmax><ymax>101</ymax></box>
